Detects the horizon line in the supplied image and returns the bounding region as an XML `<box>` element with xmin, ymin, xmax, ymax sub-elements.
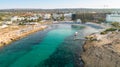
<box><xmin>1</xmin><ymin>7</ymin><xmax>120</xmax><ymax>10</ymax></box>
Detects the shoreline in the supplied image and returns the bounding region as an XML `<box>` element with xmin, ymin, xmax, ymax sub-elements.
<box><xmin>74</xmin><ymin>23</ymin><xmax>108</xmax><ymax>67</ymax></box>
<box><xmin>0</xmin><ymin>24</ymin><xmax>48</xmax><ymax>47</ymax></box>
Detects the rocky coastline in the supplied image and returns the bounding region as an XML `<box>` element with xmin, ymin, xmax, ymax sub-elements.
<box><xmin>81</xmin><ymin>32</ymin><xmax>120</xmax><ymax>67</ymax></box>
<box><xmin>0</xmin><ymin>25</ymin><xmax>47</xmax><ymax>47</ymax></box>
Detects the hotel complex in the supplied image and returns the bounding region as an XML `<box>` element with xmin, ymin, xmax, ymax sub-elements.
<box><xmin>106</xmin><ymin>13</ymin><xmax>120</xmax><ymax>23</ymax></box>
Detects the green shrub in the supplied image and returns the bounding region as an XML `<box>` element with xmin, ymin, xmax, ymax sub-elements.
<box><xmin>105</xmin><ymin>28</ymin><xmax>117</xmax><ymax>31</ymax></box>
<box><xmin>100</xmin><ymin>28</ymin><xmax>117</xmax><ymax>35</ymax></box>
<box><xmin>19</xmin><ymin>22</ymin><xmax>24</xmax><ymax>25</ymax></box>
<box><xmin>111</xmin><ymin>22</ymin><xmax>120</xmax><ymax>28</ymax></box>
<box><xmin>100</xmin><ymin>31</ymin><xmax>107</xmax><ymax>34</ymax></box>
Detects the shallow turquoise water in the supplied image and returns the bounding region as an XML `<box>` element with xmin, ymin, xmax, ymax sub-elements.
<box><xmin>0</xmin><ymin>25</ymin><xmax>78</xmax><ymax>67</ymax></box>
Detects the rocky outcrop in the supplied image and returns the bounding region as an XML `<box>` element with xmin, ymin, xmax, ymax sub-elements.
<box><xmin>81</xmin><ymin>32</ymin><xmax>120</xmax><ymax>67</ymax></box>
<box><xmin>0</xmin><ymin>25</ymin><xmax>47</xmax><ymax>47</ymax></box>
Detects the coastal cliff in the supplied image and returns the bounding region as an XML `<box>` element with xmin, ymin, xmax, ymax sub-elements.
<box><xmin>81</xmin><ymin>32</ymin><xmax>120</xmax><ymax>67</ymax></box>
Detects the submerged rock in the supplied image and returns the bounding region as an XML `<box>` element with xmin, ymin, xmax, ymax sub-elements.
<box><xmin>81</xmin><ymin>32</ymin><xmax>120</xmax><ymax>67</ymax></box>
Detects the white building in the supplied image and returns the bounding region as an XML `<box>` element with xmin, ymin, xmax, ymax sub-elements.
<box><xmin>64</xmin><ymin>13</ymin><xmax>72</xmax><ymax>21</ymax></box>
<box><xmin>106</xmin><ymin>13</ymin><xmax>120</xmax><ymax>23</ymax></box>
<box><xmin>76</xmin><ymin>19</ymin><xmax>82</xmax><ymax>23</ymax></box>
<box><xmin>52</xmin><ymin>13</ymin><xmax>62</xmax><ymax>19</ymax></box>
<box><xmin>52</xmin><ymin>13</ymin><xmax>64</xmax><ymax>21</ymax></box>
<box><xmin>44</xmin><ymin>14</ymin><xmax>51</xmax><ymax>20</ymax></box>
<box><xmin>3</xmin><ymin>21</ymin><xmax>13</xmax><ymax>25</ymax></box>
<box><xmin>64</xmin><ymin>13</ymin><xmax>72</xmax><ymax>17</ymax></box>
<box><xmin>1</xmin><ymin>24</ymin><xmax>8</xmax><ymax>28</ymax></box>
<box><xmin>11</xmin><ymin>16</ymin><xmax>19</xmax><ymax>21</ymax></box>
<box><xmin>29</xmin><ymin>16</ymin><xmax>38</xmax><ymax>20</ymax></box>
<box><xmin>11</xmin><ymin>16</ymin><xmax>25</xmax><ymax>21</ymax></box>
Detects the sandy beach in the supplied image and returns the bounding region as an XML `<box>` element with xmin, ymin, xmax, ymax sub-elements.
<box><xmin>0</xmin><ymin>24</ymin><xmax>47</xmax><ymax>47</ymax></box>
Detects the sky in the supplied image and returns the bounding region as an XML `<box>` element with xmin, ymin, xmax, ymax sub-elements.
<box><xmin>0</xmin><ymin>0</ymin><xmax>120</xmax><ymax>9</ymax></box>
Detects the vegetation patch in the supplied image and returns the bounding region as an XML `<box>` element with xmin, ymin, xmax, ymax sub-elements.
<box><xmin>101</xmin><ymin>28</ymin><xmax>117</xmax><ymax>34</ymax></box>
<box><xmin>101</xmin><ymin>22</ymin><xmax>120</xmax><ymax>35</ymax></box>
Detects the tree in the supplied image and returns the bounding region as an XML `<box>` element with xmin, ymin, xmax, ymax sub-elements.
<box><xmin>0</xmin><ymin>17</ymin><xmax>2</xmax><ymax>21</ymax></box>
<box><xmin>60</xmin><ymin>15</ymin><xmax>64</xmax><ymax>21</ymax></box>
<box><xmin>37</xmin><ymin>17</ymin><xmax>42</xmax><ymax>22</ymax></box>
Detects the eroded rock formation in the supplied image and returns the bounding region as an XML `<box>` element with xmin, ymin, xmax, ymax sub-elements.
<box><xmin>81</xmin><ymin>32</ymin><xmax>120</xmax><ymax>67</ymax></box>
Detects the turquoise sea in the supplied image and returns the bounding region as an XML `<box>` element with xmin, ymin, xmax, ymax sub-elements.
<box><xmin>0</xmin><ymin>24</ymin><xmax>84</xmax><ymax>67</ymax></box>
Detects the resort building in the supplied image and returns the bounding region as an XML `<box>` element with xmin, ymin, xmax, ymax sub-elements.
<box><xmin>11</xmin><ymin>16</ymin><xmax>19</xmax><ymax>21</ymax></box>
<box><xmin>106</xmin><ymin>13</ymin><xmax>120</xmax><ymax>23</ymax></box>
<box><xmin>11</xmin><ymin>16</ymin><xmax>25</xmax><ymax>21</ymax></box>
<box><xmin>52</xmin><ymin>13</ymin><xmax>62</xmax><ymax>20</ymax></box>
<box><xmin>44</xmin><ymin>14</ymin><xmax>51</xmax><ymax>20</ymax></box>
<box><xmin>64</xmin><ymin>13</ymin><xmax>72</xmax><ymax>21</ymax></box>
<box><xmin>3</xmin><ymin>21</ymin><xmax>13</xmax><ymax>25</ymax></box>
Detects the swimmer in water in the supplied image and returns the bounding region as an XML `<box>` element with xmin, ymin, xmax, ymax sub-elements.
<box><xmin>74</xmin><ymin>32</ymin><xmax>78</xmax><ymax>40</ymax></box>
<box><xmin>74</xmin><ymin>32</ymin><xmax>78</xmax><ymax>36</ymax></box>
